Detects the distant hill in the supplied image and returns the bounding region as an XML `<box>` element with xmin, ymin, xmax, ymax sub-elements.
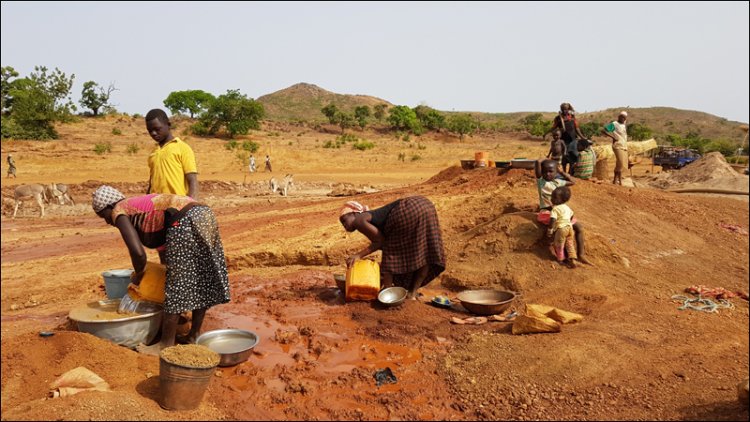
<box><xmin>257</xmin><ymin>83</ymin><xmax>747</xmax><ymax>143</ymax></box>
<box><xmin>257</xmin><ymin>83</ymin><xmax>392</xmax><ymax>122</ymax></box>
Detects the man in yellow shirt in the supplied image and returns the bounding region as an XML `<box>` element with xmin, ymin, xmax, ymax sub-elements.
<box><xmin>145</xmin><ymin>109</ymin><xmax>199</xmax><ymax>199</ymax></box>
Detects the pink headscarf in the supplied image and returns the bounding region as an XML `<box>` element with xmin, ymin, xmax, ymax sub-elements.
<box><xmin>339</xmin><ymin>201</ymin><xmax>369</xmax><ymax>217</ymax></box>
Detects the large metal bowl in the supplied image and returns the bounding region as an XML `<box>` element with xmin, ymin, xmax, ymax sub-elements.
<box><xmin>68</xmin><ymin>299</ymin><xmax>163</xmax><ymax>349</ymax></box>
<box><xmin>378</xmin><ymin>287</ymin><xmax>408</xmax><ymax>307</ymax></box>
<box><xmin>196</xmin><ymin>329</ymin><xmax>260</xmax><ymax>367</ymax></box>
<box><xmin>457</xmin><ymin>290</ymin><xmax>516</xmax><ymax>316</ymax></box>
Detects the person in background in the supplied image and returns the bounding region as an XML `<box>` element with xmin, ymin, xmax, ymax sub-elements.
<box><xmin>92</xmin><ymin>185</ymin><xmax>230</xmax><ymax>353</ymax></box>
<box><xmin>546</xmin><ymin>129</ymin><xmax>566</xmax><ymax>167</ymax></box>
<box><xmin>265</xmin><ymin>154</ymin><xmax>273</xmax><ymax>172</ymax></box>
<box><xmin>249</xmin><ymin>155</ymin><xmax>256</xmax><ymax>173</ymax></box>
<box><xmin>339</xmin><ymin>197</ymin><xmax>446</xmax><ymax>300</ymax></box>
<box><xmin>544</xmin><ymin>103</ymin><xmax>587</xmax><ymax>173</ymax></box>
<box><xmin>572</xmin><ymin>139</ymin><xmax>596</xmax><ymax>180</ymax></box>
<box><xmin>7</xmin><ymin>154</ymin><xmax>17</xmax><ymax>178</ymax></box>
<box><xmin>145</xmin><ymin>109</ymin><xmax>199</xmax><ymax>199</ymax></box>
<box><xmin>603</xmin><ymin>111</ymin><xmax>629</xmax><ymax>185</ymax></box>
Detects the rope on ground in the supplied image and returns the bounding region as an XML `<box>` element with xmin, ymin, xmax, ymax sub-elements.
<box><xmin>671</xmin><ymin>294</ymin><xmax>734</xmax><ymax>313</ymax></box>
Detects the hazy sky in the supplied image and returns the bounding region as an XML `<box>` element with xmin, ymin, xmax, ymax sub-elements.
<box><xmin>2</xmin><ymin>1</ymin><xmax>748</xmax><ymax>122</ymax></box>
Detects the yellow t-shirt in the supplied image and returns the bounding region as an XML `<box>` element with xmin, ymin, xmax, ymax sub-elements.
<box><xmin>148</xmin><ymin>137</ymin><xmax>197</xmax><ymax>196</ymax></box>
<box><xmin>550</xmin><ymin>204</ymin><xmax>574</xmax><ymax>230</ymax></box>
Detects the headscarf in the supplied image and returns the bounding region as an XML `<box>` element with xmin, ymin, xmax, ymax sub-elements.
<box><xmin>619</xmin><ymin>111</ymin><xmax>628</xmax><ymax>117</ymax></box>
<box><xmin>339</xmin><ymin>200</ymin><xmax>369</xmax><ymax>218</ymax></box>
<box><xmin>92</xmin><ymin>185</ymin><xmax>125</xmax><ymax>213</ymax></box>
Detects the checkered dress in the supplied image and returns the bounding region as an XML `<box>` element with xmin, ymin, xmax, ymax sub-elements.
<box><xmin>380</xmin><ymin>196</ymin><xmax>446</xmax><ymax>288</ymax></box>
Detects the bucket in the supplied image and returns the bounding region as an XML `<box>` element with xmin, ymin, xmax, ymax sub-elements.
<box><xmin>475</xmin><ymin>151</ymin><xmax>489</xmax><ymax>167</ymax></box>
<box><xmin>158</xmin><ymin>357</ymin><xmax>216</xmax><ymax>410</ymax></box>
<box><xmin>102</xmin><ymin>269</ymin><xmax>134</xmax><ymax>299</ymax></box>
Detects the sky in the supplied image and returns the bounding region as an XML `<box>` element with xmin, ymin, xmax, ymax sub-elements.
<box><xmin>2</xmin><ymin>1</ymin><xmax>748</xmax><ymax>122</ymax></box>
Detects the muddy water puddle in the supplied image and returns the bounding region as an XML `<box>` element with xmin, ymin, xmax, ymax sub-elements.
<box><xmin>205</xmin><ymin>270</ymin><xmax>437</xmax><ymax>419</ymax></box>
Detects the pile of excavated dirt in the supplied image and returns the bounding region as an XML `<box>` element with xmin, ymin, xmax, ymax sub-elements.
<box><xmin>0</xmin><ymin>331</ymin><xmax>224</xmax><ymax>420</ymax></box>
<box><xmin>642</xmin><ymin>152</ymin><xmax>749</xmax><ymax>192</ymax></box>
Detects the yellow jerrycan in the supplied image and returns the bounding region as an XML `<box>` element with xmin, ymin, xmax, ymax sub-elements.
<box><xmin>345</xmin><ymin>259</ymin><xmax>380</xmax><ymax>301</ymax></box>
<box><xmin>127</xmin><ymin>262</ymin><xmax>166</xmax><ymax>303</ymax></box>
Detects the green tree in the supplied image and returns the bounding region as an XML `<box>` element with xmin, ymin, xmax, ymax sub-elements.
<box><xmin>626</xmin><ymin>122</ymin><xmax>653</xmax><ymax>142</ymax></box>
<box><xmin>387</xmin><ymin>105</ymin><xmax>422</xmax><ymax>134</ymax></box>
<box><xmin>447</xmin><ymin>113</ymin><xmax>478</xmax><ymax>141</ymax></box>
<box><xmin>354</xmin><ymin>105</ymin><xmax>371</xmax><ymax>130</ymax></box>
<box><xmin>194</xmin><ymin>89</ymin><xmax>264</xmax><ymax>138</ymax></box>
<box><xmin>520</xmin><ymin>113</ymin><xmax>552</xmax><ymax>137</ymax></box>
<box><xmin>1</xmin><ymin>66</ymin><xmax>19</xmax><ymax>114</ymax></box>
<box><xmin>335</xmin><ymin>111</ymin><xmax>355</xmax><ymax>134</ymax></box>
<box><xmin>29</xmin><ymin>66</ymin><xmax>76</xmax><ymax>120</ymax></box>
<box><xmin>373</xmin><ymin>104</ymin><xmax>388</xmax><ymax>122</ymax></box>
<box><xmin>163</xmin><ymin>90</ymin><xmax>215</xmax><ymax>118</ymax></box>
<box><xmin>1</xmin><ymin>66</ymin><xmax>75</xmax><ymax>139</ymax></box>
<box><xmin>413</xmin><ymin>105</ymin><xmax>445</xmax><ymax>131</ymax></box>
<box><xmin>321</xmin><ymin>103</ymin><xmax>339</xmax><ymax>124</ymax></box>
<box><xmin>579</xmin><ymin>121</ymin><xmax>602</xmax><ymax>139</ymax></box>
<box><xmin>80</xmin><ymin>81</ymin><xmax>116</xmax><ymax>116</ymax></box>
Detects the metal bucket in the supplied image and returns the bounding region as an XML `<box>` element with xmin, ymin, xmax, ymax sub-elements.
<box><xmin>102</xmin><ymin>269</ymin><xmax>133</xmax><ymax>299</ymax></box>
<box><xmin>158</xmin><ymin>358</ymin><xmax>216</xmax><ymax>410</ymax></box>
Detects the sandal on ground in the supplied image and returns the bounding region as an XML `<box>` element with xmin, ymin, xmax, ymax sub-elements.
<box><xmin>450</xmin><ymin>316</ymin><xmax>488</xmax><ymax>325</ymax></box>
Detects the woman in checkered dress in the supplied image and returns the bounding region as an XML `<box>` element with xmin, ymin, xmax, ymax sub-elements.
<box><xmin>92</xmin><ymin>185</ymin><xmax>230</xmax><ymax>351</ymax></box>
<box><xmin>339</xmin><ymin>196</ymin><xmax>446</xmax><ymax>300</ymax></box>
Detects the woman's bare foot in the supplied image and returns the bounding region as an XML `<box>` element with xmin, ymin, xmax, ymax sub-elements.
<box><xmin>135</xmin><ymin>343</ymin><xmax>161</xmax><ymax>356</ymax></box>
<box><xmin>567</xmin><ymin>258</ymin><xmax>578</xmax><ymax>268</ymax></box>
<box><xmin>176</xmin><ymin>334</ymin><xmax>195</xmax><ymax>345</ymax></box>
<box><xmin>578</xmin><ymin>256</ymin><xmax>594</xmax><ymax>266</ymax></box>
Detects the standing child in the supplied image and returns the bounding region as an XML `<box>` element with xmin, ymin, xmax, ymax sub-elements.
<box><xmin>547</xmin><ymin>186</ymin><xmax>577</xmax><ymax>268</ymax></box>
<box><xmin>546</xmin><ymin>130</ymin><xmax>566</xmax><ymax>167</ymax></box>
<box><xmin>145</xmin><ymin>109</ymin><xmax>199</xmax><ymax>200</ymax></box>
<box><xmin>534</xmin><ymin>159</ymin><xmax>592</xmax><ymax>265</ymax></box>
<box><xmin>265</xmin><ymin>154</ymin><xmax>272</xmax><ymax>172</ymax></box>
<box><xmin>249</xmin><ymin>155</ymin><xmax>256</xmax><ymax>173</ymax></box>
<box><xmin>7</xmin><ymin>154</ymin><xmax>17</xmax><ymax>178</ymax></box>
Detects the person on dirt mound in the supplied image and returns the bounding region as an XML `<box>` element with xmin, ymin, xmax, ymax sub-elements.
<box><xmin>572</xmin><ymin>139</ymin><xmax>596</xmax><ymax>180</ymax></box>
<box><xmin>546</xmin><ymin>129</ymin><xmax>566</xmax><ymax>167</ymax></box>
<box><xmin>543</xmin><ymin>103</ymin><xmax>587</xmax><ymax>173</ymax></box>
<box><xmin>92</xmin><ymin>185</ymin><xmax>230</xmax><ymax>354</ymax></box>
<box><xmin>602</xmin><ymin>111</ymin><xmax>629</xmax><ymax>186</ymax></box>
<box><xmin>535</xmin><ymin>159</ymin><xmax>592</xmax><ymax>265</ymax></box>
<box><xmin>145</xmin><ymin>109</ymin><xmax>199</xmax><ymax>200</ymax></box>
<box><xmin>339</xmin><ymin>197</ymin><xmax>446</xmax><ymax>300</ymax></box>
<box><xmin>547</xmin><ymin>186</ymin><xmax>578</xmax><ymax>268</ymax></box>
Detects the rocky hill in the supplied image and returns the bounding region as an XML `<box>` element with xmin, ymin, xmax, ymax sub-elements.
<box><xmin>257</xmin><ymin>83</ymin><xmax>392</xmax><ymax>122</ymax></box>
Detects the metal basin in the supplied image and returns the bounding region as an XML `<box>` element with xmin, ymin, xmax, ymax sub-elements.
<box><xmin>511</xmin><ymin>159</ymin><xmax>536</xmax><ymax>169</ymax></box>
<box><xmin>68</xmin><ymin>299</ymin><xmax>163</xmax><ymax>349</ymax></box>
<box><xmin>457</xmin><ymin>290</ymin><xmax>516</xmax><ymax>316</ymax></box>
<box><xmin>378</xmin><ymin>287</ymin><xmax>408</xmax><ymax>307</ymax></box>
<box><xmin>195</xmin><ymin>329</ymin><xmax>260</xmax><ymax>367</ymax></box>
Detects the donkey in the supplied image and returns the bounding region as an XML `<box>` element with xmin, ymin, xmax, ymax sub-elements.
<box><xmin>13</xmin><ymin>184</ymin><xmax>47</xmax><ymax>218</ymax></box>
<box><xmin>281</xmin><ymin>174</ymin><xmax>294</xmax><ymax>197</ymax></box>
<box><xmin>45</xmin><ymin>183</ymin><xmax>75</xmax><ymax>205</ymax></box>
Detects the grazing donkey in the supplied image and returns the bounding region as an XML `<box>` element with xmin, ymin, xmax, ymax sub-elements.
<box><xmin>13</xmin><ymin>184</ymin><xmax>47</xmax><ymax>218</ymax></box>
<box><xmin>45</xmin><ymin>183</ymin><xmax>75</xmax><ymax>205</ymax></box>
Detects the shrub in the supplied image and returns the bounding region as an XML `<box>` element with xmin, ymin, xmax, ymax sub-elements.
<box><xmin>132</xmin><ymin>113</ymin><xmax>142</xmax><ymax>119</ymax></box>
<box><xmin>93</xmin><ymin>141</ymin><xmax>112</xmax><ymax>155</ymax></box>
<box><xmin>126</xmin><ymin>143</ymin><xmax>140</xmax><ymax>154</ymax></box>
<box><xmin>352</xmin><ymin>140</ymin><xmax>375</xmax><ymax>151</ymax></box>
<box><xmin>411</xmin><ymin>154</ymin><xmax>422</xmax><ymax>161</ymax></box>
<box><xmin>323</xmin><ymin>140</ymin><xmax>340</xmax><ymax>149</ymax></box>
<box><xmin>241</xmin><ymin>140</ymin><xmax>259</xmax><ymax>153</ymax></box>
<box><xmin>338</xmin><ymin>133</ymin><xmax>358</xmax><ymax>143</ymax></box>
<box><xmin>111</xmin><ymin>127</ymin><xmax>122</xmax><ymax>135</ymax></box>
<box><xmin>417</xmin><ymin>143</ymin><xmax>427</xmax><ymax>150</ymax></box>
<box><xmin>225</xmin><ymin>140</ymin><xmax>238</xmax><ymax>150</ymax></box>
